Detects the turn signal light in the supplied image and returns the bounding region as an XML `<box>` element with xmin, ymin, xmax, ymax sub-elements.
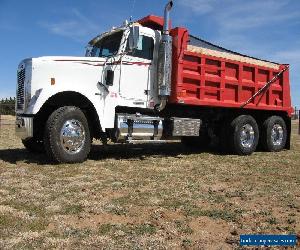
<box><xmin>51</xmin><ymin>78</ymin><xmax>55</xmax><ymax>85</ymax></box>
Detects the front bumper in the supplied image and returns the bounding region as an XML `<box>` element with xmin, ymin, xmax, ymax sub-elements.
<box><xmin>15</xmin><ymin>116</ymin><xmax>33</xmax><ymax>140</ymax></box>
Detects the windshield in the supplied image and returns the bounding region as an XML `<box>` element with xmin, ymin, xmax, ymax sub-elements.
<box><xmin>86</xmin><ymin>31</ymin><xmax>123</xmax><ymax>57</ymax></box>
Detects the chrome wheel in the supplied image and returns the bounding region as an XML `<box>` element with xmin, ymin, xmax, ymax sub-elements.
<box><xmin>271</xmin><ymin>124</ymin><xmax>284</xmax><ymax>146</ymax></box>
<box><xmin>240</xmin><ymin>124</ymin><xmax>255</xmax><ymax>148</ymax></box>
<box><xmin>60</xmin><ymin>119</ymin><xmax>86</xmax><ymax>154</ymax></box>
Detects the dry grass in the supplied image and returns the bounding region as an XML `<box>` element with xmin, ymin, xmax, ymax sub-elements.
<box><xmin>0</xmin><ymin>115</ymin><xmax>15</xmax><ymax>121</ymax></box>
<box><xmin>0</xmin><ymin>119</ymin><xmax>299</xmax><ymax>249</ymax></box>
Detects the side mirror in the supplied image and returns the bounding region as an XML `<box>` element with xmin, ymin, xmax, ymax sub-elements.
<box><xmin>128</xmin><ymin>26</ymin><xmax>140</xmax><ymax>50</ymax></box>
<box><xmin>106</xmin><ymin>70</ymin><xmax>114</xmax><ymax>86</ymax></box>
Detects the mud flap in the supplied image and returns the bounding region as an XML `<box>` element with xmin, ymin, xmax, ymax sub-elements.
<box><xmin>285</xmin><ymin>117</ymin><xmax>291</xmax><ymax>150</ymax></box>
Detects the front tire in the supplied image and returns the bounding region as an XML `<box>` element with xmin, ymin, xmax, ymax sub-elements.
<box><xmin>261</xmin><ymin>116</ymin><xmax>287</xmax><ymax>152</ymax></box>
<box><xmin>44</xmin><ymin>106</ymin><xmax>91</xmax><ymax>163</ymax></box>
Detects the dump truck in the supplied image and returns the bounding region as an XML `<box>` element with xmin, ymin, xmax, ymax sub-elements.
<box><xmin>15</xmin><ymin>1</ymin><xmax>293</xmax><ymax>163</ymax></box>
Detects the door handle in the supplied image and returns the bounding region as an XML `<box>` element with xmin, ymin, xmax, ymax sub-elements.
<box><xmin>133</xmin><ymin>101</ymin><xmax>144</xmax><ymax>105</ymax></box>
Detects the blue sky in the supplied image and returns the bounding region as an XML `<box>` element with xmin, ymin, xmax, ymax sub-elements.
<box><xmin>0</xmin><ymin>0</ymin><xmax>299</xmax><ymax>107</ymax></box>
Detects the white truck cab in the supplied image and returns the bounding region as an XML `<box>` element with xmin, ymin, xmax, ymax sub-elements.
<box><xmin>17</xmin><ymin>24</ymin><xmax>160</xmax><ymax>128</ymax></box>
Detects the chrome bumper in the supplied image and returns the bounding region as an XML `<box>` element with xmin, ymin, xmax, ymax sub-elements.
<box><xmin>15</xmin><ymin>116</ymin><xmax>33</xmax><ymax>140</ymax></box>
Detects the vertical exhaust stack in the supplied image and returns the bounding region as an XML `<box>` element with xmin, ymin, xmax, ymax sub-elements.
<box><xmin>163</xmin><ymin>0</ymin><xmax>173</xmax><ymax>35</ymax></box>
<box><xmin>156</xmin><ymin>0</ymin><xmax>173</xmax><ymax>111</ymax></box>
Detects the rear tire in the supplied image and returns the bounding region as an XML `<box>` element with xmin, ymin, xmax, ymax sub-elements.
<box><xmin>223</xmin><ymin>115</ymin><xmax>259</xmax><ymax>155</ymax></box>
<box><xmin>44</xmin><ymin>106</ymin><xmax>91</xmax><ymax>163</ymax></box>
<box><xmin>261</xmin><ymin>116</ymin><xmax>287</xmax><ymax>152</ymax></box>
<box><xmin>22</xmin><ymin>138</ymin><xmax>45</xmax><ymax>153</ymax></box>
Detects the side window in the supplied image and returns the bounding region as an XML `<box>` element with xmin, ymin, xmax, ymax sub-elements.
<box><xmin>126</xmin><ymin>35</ymin><xmax>154</xmax><ymax>60</ymax></box>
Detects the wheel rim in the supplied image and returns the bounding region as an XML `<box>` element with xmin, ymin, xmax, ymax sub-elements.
<box><xmin>271</xmin><ymin>124</ymin><xmax>284</xmax><ymax>146</ymax></box>
<box><xmin>60</xmin><ymin>119</ymin><xmax>86</xmax><ymax>154</ymax></box>
<box><xmin>240</xmin><ymin>124</ymin><xmax>255</xmax><ymax>148</ymax></box>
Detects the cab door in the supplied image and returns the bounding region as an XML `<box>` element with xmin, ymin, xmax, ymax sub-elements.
<box><xmin>119</xmin><ymin>32</ymin><xmax>155</xmax><ymax>108</ymax></box>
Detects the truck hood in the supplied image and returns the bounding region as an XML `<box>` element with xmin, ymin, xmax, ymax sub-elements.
<box><xmin>23</xmin><ymin>55</ymin><xmax>110</xmax><ymax>115</ymax></box>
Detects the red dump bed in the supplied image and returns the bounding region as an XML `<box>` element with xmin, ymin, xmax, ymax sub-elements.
<box><xmin>169</xmin><ymin>28</ymin><xmax>292</xmax><ymax>116</ymax></box>
<box><xmin>139</xmin><ymin>15</ymin><xmax>293</xmax><ymax>116</ymax></box>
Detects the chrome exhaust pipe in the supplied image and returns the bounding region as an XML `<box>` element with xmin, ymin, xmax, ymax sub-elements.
<box><xmin>156</xmin><ymin>0</ymin><xmax>173</xmax><ymax>111</ymax></box>
<box><xmin>163</xmin><ymin>0</ymin><xmax>173</xmax><ymax>35</ymax></box>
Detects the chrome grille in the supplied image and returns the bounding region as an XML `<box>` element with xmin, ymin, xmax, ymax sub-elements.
<box><xmin>16</xmin><ymin>68</ymin><xmax>25</xmax><ymax>110</ymax></box>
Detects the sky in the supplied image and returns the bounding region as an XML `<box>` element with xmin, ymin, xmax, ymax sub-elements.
<box><xmin>0</xmin><ymin>0</ymin><xmax>299</xmax><ymax>107</ymax></box>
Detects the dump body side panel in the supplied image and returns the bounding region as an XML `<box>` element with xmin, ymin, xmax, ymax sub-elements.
<box><xmin>169</xmin><ymin>28</ymin><xmax>293</xmax><ymax>116</ymax></box>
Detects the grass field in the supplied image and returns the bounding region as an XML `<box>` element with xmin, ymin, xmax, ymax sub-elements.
<box><xmin>0</xmin><ymin>117</ymin><xmax>299</xmax><ymax>249</ymax></box>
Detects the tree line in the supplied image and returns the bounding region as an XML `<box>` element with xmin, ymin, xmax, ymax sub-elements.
<box><xmin>0</xmin><ymin>97</ymin><xmax>15</xmax><ymax>115</ymax></box>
